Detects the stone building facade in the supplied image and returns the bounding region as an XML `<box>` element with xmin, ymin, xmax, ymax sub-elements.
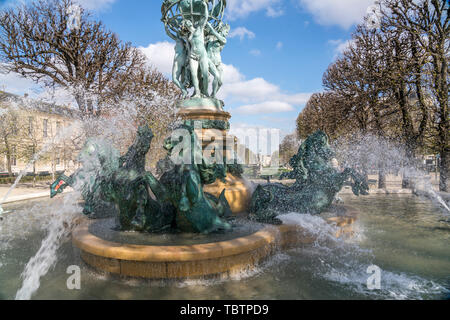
<box><xmin>0</xmin><ymin>91</ymin><xmax>81</xmax><ymax>176</ymax></box>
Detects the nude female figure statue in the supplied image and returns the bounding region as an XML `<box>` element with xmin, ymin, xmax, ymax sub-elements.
<box><xmin>164</xmin><ymin>21</ymin><xmax>188</xmax><ymax>98</ymax></box>
<box><xmin>206</xmin><ymin>22</ymin><xmax>229</xmax><ymax>98</ymax></box>
<box><xmin>181</xmin><ymin>1</ymin><xmax>212</xmax><ymax>98</ymax></box>
<box><xmin>163</xmin><ymin>0</ymin><xmax>224</xmax><ymax>99</ymax></box>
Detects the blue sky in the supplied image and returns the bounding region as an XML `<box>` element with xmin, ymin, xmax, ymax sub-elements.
<box><xmin>0</xmin><ymin>0</ymin><xmax>376</xmax><ymax>136</ymax></box>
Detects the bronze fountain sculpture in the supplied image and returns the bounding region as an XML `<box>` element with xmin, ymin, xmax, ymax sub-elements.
<box><xmin>51</xmin><ymin>0</ymin><xmax>368</xmax><ymax>235</ymax></box>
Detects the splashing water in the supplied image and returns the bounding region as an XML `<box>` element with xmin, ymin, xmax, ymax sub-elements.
<box><xmin>0</xmin><ymin>121</ymin><xmax>81</xmax><ymax>215</ymax></box>
<box><xmin>14</xmin><ymin>192</ymin><xmax>81</xmax><ymax>300</ymax></box>
<box><xmin>401</xmin><ymin>167</ymin><xmax>450</xmax><ymax>215</ymax></box>
<box><xmin>0</xmin><ymin>80</ymin><xmax>179</xmax><ymax>299</ymax></box>
<box><xmin>334</xmin><ymin>133</ymin><xmax>450</xmax><ymax>215</ymax></box>
<box><xmin>278</xmin><ymin>211</ymin><xmax>448</xmax><ymax>300</ymax></box>
<box><xmin>10</xmin><ymin>102</ymin><xmax>153</xmax><ymax>299</ymax></box>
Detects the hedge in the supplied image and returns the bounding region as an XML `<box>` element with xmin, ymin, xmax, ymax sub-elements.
<box><xmin>0</xmin><ymin>175</ymin><xmax>53</xmax><ymax>184</ymax></box>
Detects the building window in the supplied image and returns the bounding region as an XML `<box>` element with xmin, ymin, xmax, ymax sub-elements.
<box><xmin>55</xmin><ymin>148</ymin><xmax>61</xmax><ymax>166</ymax></box>
<box><xmin>11</xmin><ymin>146</ymin><xmax>16</xmax><ymax>166</ymax></box>
<box><xmin>43</xmin><ymin>119</ymin><xmax>48</xmax><ymax>137</ymax></box>
<box><xmin>56</xmin><ymin>121</ymin><xmax>61</xmax><ymax>136</ymax></box>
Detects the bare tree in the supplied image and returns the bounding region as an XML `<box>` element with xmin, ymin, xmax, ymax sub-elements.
<box><xmin>382</xmin><ymin>0</ymin><xmax>449</xmax><ymax>191</ymax></box>
<box><xmin>101</xmin><ymin>65</ymin><xmax>182</xmax><ymax>167</ymax></box>
<box><xmin>0</xmin><ymin>0</ymin><xmax>146</xmax><ymax>117</ymax></box>
<box><xmin>279</xmin><ymin>132</ymin><xmax>301</xmax><ymax>167</ymax></box>
<box><xmin>296</xmin><ymin>92</ymin><xmax>350</xmax><ymax>140</ymax></box>
<box><xmin>322</xmin><ymin>25</ymin><xmax>398</xmax><ymax>187</ymax></box>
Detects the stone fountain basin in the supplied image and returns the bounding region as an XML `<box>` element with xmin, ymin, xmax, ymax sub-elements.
<box><xmin>72</xmin><ymin>205</ymin><xmax>358</xmax><ymax>279</ymax></box>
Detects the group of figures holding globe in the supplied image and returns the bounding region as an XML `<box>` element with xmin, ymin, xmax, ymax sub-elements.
<box><xmin>162</xmin><ymin>0</ymin><xmax>229</xmax><ymax>100</ymax></box>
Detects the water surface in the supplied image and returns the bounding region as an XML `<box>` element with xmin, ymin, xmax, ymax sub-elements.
<box><xmin>0</xmin><ymin>195</ymin><xmax>449</xmax><ymax>300</ymax></box>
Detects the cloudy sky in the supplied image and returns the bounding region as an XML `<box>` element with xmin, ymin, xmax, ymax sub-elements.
<box><xmin>0</xmin><ymin>0</ymin><xmax>376</xmax><ymax>137</ymax></box>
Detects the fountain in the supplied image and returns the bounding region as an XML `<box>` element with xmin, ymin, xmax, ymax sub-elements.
<box><xmin>1</xmin><ymin>0</ymin><xmax>448</xmax><ymax>301</ymax></box>
<box><xmin>43</xmin><ymin>0</ymin><xmax>365</xmax><ymax>280</ymax></box>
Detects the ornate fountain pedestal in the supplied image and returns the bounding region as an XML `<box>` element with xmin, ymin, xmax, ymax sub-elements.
<box><xmin>72</xmin><ymin>205</ymin><xmax>359</xmax><ymax>279</ymax></box>
<box><xmin>178</xmin><ymin>106</ymin><xmax>252</xmax><ymax>214</ymax></box>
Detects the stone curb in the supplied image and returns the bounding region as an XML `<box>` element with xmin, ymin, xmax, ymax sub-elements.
<box><xmin>72</xmin><ymin>205</ymin><xmax>359</xmax><ymax>279</ymax></box>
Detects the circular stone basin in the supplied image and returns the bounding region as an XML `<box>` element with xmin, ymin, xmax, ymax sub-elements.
<box><xmin>72</xmin><ymin>205</ymin><xmax>359</xmax><ymax>279</ymax></box>
<box><xmin>88</xmin><ymin>218</ymin><xmax>265</xmax><ymax>246</ymax></box>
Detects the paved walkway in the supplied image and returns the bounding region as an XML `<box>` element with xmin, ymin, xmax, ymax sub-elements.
<box><xmin>0</xmin><ymin>183</ymin><xmax>51</xmax><ymax>204</ymax></box>
<box><xmin>0</xmin><ymin>174</ymin><xmax>445</xmax><ymax>205</ymax></box>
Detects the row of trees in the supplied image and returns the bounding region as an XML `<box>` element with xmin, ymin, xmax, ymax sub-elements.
<box><xmin>296</xmin><ymin>0</ymin><xmax>449</xmax><ymax>191</ymax></box>
<box><xmin>0</xmin><ymin>0</ymin><xmax>182</xmax><ymax>172</ymax></box>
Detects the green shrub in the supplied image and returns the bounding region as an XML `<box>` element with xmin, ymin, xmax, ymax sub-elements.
<box><xmin>0</xmin><ymin>175</ymin><xmax>53</xmax><ymax>184</ymax></box>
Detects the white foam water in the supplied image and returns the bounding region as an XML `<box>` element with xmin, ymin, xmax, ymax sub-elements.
<box><xmin>278</xmin><ymin>211</ymin><xmax>448</xmax><ymax>300</ymax></box>
<box><xmin>323</xmin><ymin>265</ymin><xmax>448</xmax><ymax>300</ymax></box>
<box><xmin>14</xmin><ymin>194</ymin><xmax>81</xmax><ymax>300</ymax></box>
<box><xmin>0</xmin><ymin>121</ymin><xmax>81</xmax><ymax>215</ymax></box>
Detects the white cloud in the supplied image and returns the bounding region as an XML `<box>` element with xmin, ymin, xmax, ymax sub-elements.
<box><xmin>75</xmin><ymin>0</ymin><xmax>116</xmax><ymax>11</ymax></box>
<box><xmin>277</xmin><ymin>93</ymin><xmax>312</xmax><ymax>105</ymax></box>
<box><xmin>219</xmin><ymin>77</ymin><xmax>311</xmax><ymax>108</ymax></box>
<box><xmin>236</xmin><ymin>101</ymin><xmax>294</xmax><ymax>115</ymax></box>
<box><xmin>0</xmin><ymin>71</ymin><xmax>39</xmax><ymax>96</ymax></box>
<box><xmin>36</xmin><ymin>87</ymin><xmax>76</xmax><ymax>106</ymax></box>
<box><xmin>266</xmin><ymin>6</ymin><xmax>284</xmax><ymax>18</ymax></box>
<box><xmin>328</xmin><ymin>39</ymin><xmax>355</xmax><ymax>57</ymax></box>
<box><xmin>140</xmin><ymin>41</ymin><xmax>175</xmax><ymax>75</ymax></box>
<box><xmin>0</xmin><ymin>69</ymin><xmax>77</xmax><ymax>106</ymax></box>
<box><xmin>298</xmin><ymin>0</ymin><xmax>375</xmax><ymax>29</ymax></box>
<box><xmin>222</xmin><ymin>64</ymin><xmax>245</xmax><ymax>83</ymax></box>
<box><xmin>139</xmin><ymin>41</ymin><xmax>312</xmax><ymax>116</ymax></box>
<box><xmin>276</xmin><ymin>41</ymin><xmax>283</xmax><ymax>50</ymax></box>
<box><xmin>226</xmin><ymin>0</ymin><xmax>283</xmax><ymax>20</ymax></box>
<box><xmin>219</xmin><ymin>78</ymin><xmax>279</xmax><ymax>103</ymax></box>
<box><xmin>249</xmin><ymin>49</ymin><xmax>261</xmax><ymax>56</ymax></box>
<box><xmin>229</xmin><ymin>27</ymin><xmax>255</xmax><ymax>41</ymax></box>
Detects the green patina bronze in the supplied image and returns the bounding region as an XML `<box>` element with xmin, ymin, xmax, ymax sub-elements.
<box><xmin>162</xmin><ymin>0</ymin><xmax>229</xmax><ymax>105</ymax></box>
<box><xmin>249</xmin><ymin>131</ymin><xmax>369</xmax><ymax>224</ymax></box>
<box><xmin>51</xmin><ymin>125</ymin><xmax>232</xmax><ymax>234</ymax></box>
<box><xmin>183</xmin><ymin>119</ymin><xmax>230</xmax><ymax>130</ymax></box>
<box><xmin>152</xmin><ymin>123</ymin><xmax>232</xmax><ymax>233</ymax></box>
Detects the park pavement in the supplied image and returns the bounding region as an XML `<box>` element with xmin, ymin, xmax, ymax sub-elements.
<box><xmin>0</xmin><ymin>173</ymin><xmax>443</xmax><ymax>204</ymax></box>
<box><xmin>0</xmin><ymin>183</ymin><xmax>51</xmax><ymax>204</ymax></box>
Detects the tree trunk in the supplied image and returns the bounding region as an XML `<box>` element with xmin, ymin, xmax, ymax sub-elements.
<box><xmin>4</xmin><ymin>138</ymin><xmax>12</xmax><ymax>177</ymax></box>
<box><xmin>439</xmin><ymin>149</ymin><xmax>449</xmax><ymax>192</ymax></box>
<box><xmin>6</xmin><ymin>153</ymin><xmax>12</xmax><ymax>177</ymax></box>
<box><xmin>51</xmin><ymin>154</ymin><xmax>55</xmax><ymax>181</ymax></box>
<box><xmin>33</xmin><ymin>162</ymin><xmax>36</xmax><ymax>188</ymax></box>
<box><xmin>402</xmin><ymin>147</ymin><xmax>415</xmax><ymax>189</ymax></box>
<box><xmin>378</xmin><ymin>169</ymin><xmax>386</xmax><ymax>189</ymax></box>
